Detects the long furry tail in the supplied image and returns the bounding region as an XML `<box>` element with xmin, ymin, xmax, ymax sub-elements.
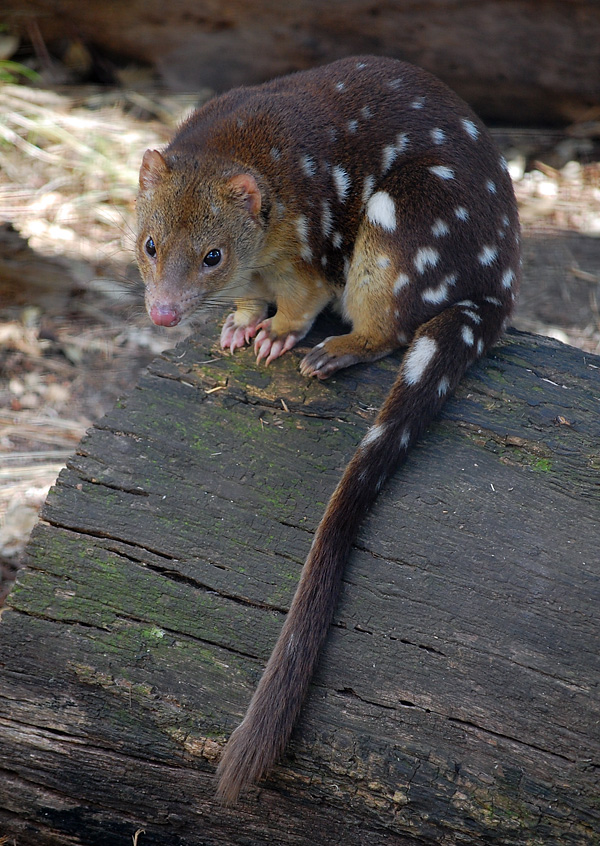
<box><xmin>216</xmin><ymin>296</ymin><xmax>510</xmax><ymax>803</ymax></box>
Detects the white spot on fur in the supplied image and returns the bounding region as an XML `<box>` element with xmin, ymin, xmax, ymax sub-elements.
<box><xmin>500</xmin><ymin>155</ymin><xmax>509</xmax><ymax>172</ymax></box>
<box><xmin>456</xmin><ymin>299</ymin><xmax>477</xmax><ymax>308</ymax></box>
<box><xmin>301</xmin><ymin>155</ymin><xmax>317</xmax><ymax>177</ymax></box>
<box><xmin>462</xmin><ymin>325</ymin><xmax>475</xmax><ymax>346</ymax></box>
<box><xmin>361</xmin><ymin>174</ymin><xmax>375</xmax><ymax>206</ymax></box>
<box><xmin>461</xmin><ymin>308</ymin><xmax>482</xmax><ymax>324</ymax></box>
<box><xmin>347</xmin><ymin>119</ymin><xmax>358</xmax><ymax>133</ymax></box>
<box><xmin>362</xmin><ymin>422</ymin><xmax>385</xmax><ymax>447</ymax></box>
<box><xmin>381</xmin><ymin>133</ymin><xmax>409</xmax><ymax>174</ymax></box>
<box><xmin>486</xmin><ymin>179</ymin><xmax>497</xmax><ymax>194</ymax></box>
<box><xmin>321</xmin><ymin>201</ymin><xmax>333</xmax><ymax>238</ymax></box>
<box><xmin>321</xmin><ymin>255</ymin><xmax>328</xmax><ymax>267</ymax></box>
<box><xmin>437</xmin><ymin>376</ymin><xmax>450</xmax><ymax>396</ymax></box>
<box><xmin>382</xmin><ymin>145</ymin><xmax>398</xmax><ymax>174</ymax></box>
<box><xmin>367</xmin><ymin>191</ymin><xmax>396</xmax><ymax>231</ymax></box>
<box><xmin>502</xmin><ymin>214</ymin><xmax>510</xmax><ymax>228</ymax></box>
<box><xmin>361</xmin><ymin>105</ymin><xmax>373</xmax><ymax>119</ymax></box>
<box><xmin>414</xmin><ymin>246</ymin><xmax>440</xmax><ymax>273</ymax></box>
<box><xmin>431</xmin><ymin>128</ymin><xmax>446</xmax><ymax>144</ymax></box>
<box><xmin>477</xmin><ymin>338</ymin><xmax>484</xmax><ymax>355</ymax></box>
<box><xmin>270</xmin><ymin>147</ymin><xmax>281</xmax><ymax>161</ymax></box>
<box><xmin>430</xmin><ymin>165</ymin><xmax>455</xmax><ymax>180</ymax></box>
<box><xmin>485</xmin><ymin>296</ymin><xmax>502</xmax><ymax>306</ymax></box>
<box><xmin>396</xmin><ymin>132</ymin><xmax>409</xmax><ymax>152</ymax></box>
<box><xmin>502</xmin><ymin>268</ymin><xmax>515</xmax><ymax>288</ymax></box>
<box><xmin>400</xmin><ymin>427</ymin><xmax>411</xmax><ymax>449</ymax></box>
<box><xmin>332</xmin><ymin>165</ymin><xmax>351</xmax><ymax>202</ymax></box>
<box><xmin>461</xmin><ymin>118</ymin><xmax>479</xmax><ymax>140</ymax></box>
<box><xmin>454</xmin><ymin>205</ymin><xmax>469</xmax><ymax>220</ymax></box>
<box><xmin>411</xmin><ymin>97</ymin><xmax>425</xmax><ymax>109</ymax></box>
<box><xmin>431</xmin><ymin>218</ymin><xmax>450</xmax><ymax>237</ymax></box>
<box><xmin>387</xmin><ymin>77</ymin><xmax>402</xmax><ymax>90</ymax></box>
<box><xmin>394</xmin><ymin>273</ymin><xmax>410</xmax><ymax>293</ymax></box>
<box><xmin>336</xmin><ymin>81</ymin><xmax>346</xmax><ymax>91</ymax></box>
<box><xmin>332</xmin><ymin>231</ymin><xmax>343</xmax><ymax>249</ymax></box>
<box><xmin>377</xmin><ymin>254</ymin><xmax>391</xmax><ymax>269</ymax></box>
<box><xmin>478</xmin><ymin>245</ymin><xmax>498</xmax><ymax>266</ymax></box>
<box><xmin>295</xmin><ymin>215</ymin><xmax>312</xmax><ymax>262</ymax></box>
<box><xmin>422</xmin><ymin>282</ymin><xmax>449</xmax><ymax>305</ymax></box>
<box><xmin>356</xmin><ymin>61</ymin><xmax>367</xmax><ymax>70</ymax></box>
<box><xmin>422</xmin><ymin>273</ymin><xmax>457</xmax><ymax>304</ymax></box>
<box><xmin>404</xmin><ymin>336</ymin><xmax>438</xmax><ymax>385</ymax></box>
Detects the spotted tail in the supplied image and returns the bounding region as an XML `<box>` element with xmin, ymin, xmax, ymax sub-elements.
<box><xmin>216</xmin><ymin>295</ymin><xmax>510</xmax><ymax>804</ymax></box>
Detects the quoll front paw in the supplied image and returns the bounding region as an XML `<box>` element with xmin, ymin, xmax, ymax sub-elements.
<box><xmin>254</xmin><ymin>319</ymin><xmax>303</xmax><ymax>365</ymax></box>
<box><xmin>220</xmin><ymin>312</ymin><xmax>265</xmax><ymax>353</ymax></box>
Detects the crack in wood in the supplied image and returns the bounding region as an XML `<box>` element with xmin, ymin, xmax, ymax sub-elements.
<box><xmin>143</xmin><ymin>561</ymin><xmax>289</xmax><ymax>615</ymax></box>
<box><xmin>445</xmin><ymin>716</ymin><xmax>575</xmax><ymax>763</ymax></box>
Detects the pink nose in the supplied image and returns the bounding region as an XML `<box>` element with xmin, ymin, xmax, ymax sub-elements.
<box><xmin>149</xmin><ymin>304</ymin><xmax>181</xmax><ymax>327</ymax></box>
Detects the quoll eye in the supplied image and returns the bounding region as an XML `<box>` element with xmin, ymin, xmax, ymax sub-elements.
<box><xmin>203</xmin><ymin>249</ymin><xmax>222</xmax><ymax>267</ymax></box>
<box><xmin>145</xmin><ymin>237</ymin><xmax>156</xmax><ymax>258</ymax></box>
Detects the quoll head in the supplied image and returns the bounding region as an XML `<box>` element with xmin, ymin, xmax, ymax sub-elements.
<box><xmin>136</xmin><ymin>149</ymin><xmax>266</xmax><ymax>326</ymax></box>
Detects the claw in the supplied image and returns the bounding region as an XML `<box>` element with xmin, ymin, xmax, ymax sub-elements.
<box><xmin>220</xmin><ymin>311</ymin><xmax>266</xmax><ymax>353</ymax></box>
<box><xmin>265</xmin><ymin>338</ymin><xmax>285</xmax><ymax>364</ymax></box>
<box><xmin>253</xmin><ymin>321</ymin><xmax>302</xmax><ymax>365</ymax></box>
<box><xmin>300</xmin><ymin>338</ymin><xmax>352</xmax><ymax>379</ymax></box>
<box><xmin>255</xmin><ymin>331</ymin><xmax>272</xmax><ymax>364</ymax></box>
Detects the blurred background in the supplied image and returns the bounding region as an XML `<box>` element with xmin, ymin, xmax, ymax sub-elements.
<box><xmin>1</xmin><ymin>0</ymin><xmax>600</xmax><ymax>600</ymax></box>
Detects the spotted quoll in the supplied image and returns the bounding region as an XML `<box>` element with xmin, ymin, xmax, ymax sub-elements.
<box><xmin>135</xmin><ymin>55</ymin><xmax>520</xmax><ymax>804</ymax></box>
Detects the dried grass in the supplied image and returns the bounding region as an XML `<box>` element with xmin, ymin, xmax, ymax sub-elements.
<box><xmin>0</xmin><ymin>83</ymin><xmax>199</xmax><ymax>262</ymax></box>
<box><xmin>0</xmin><ymin>82</ymin><xmax>200</xmax><ymax>566</ymax></box>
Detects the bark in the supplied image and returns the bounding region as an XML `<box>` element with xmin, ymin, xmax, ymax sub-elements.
<box><xmin>0</xmin><ymin>324</ymin><xmax>598</xmax><ymax>845</ymax></box>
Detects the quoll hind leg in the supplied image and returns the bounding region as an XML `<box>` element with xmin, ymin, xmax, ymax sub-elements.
<box><xmin>301</xmin><ymin>217</ymin><xmax>405</xmax><ymax>379</ymax></box>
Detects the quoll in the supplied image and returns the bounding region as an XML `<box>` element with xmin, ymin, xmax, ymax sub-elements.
<box><xmin>135</xmin><ymin>55</ymin><xmax>520</xmax><ymax>804</ymax></box>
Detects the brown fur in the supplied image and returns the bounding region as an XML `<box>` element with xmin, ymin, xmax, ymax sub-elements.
<box><xmin>135</xmin><ymin>56</ymin><xmax>520</xmax><ymax>803</ymax></box>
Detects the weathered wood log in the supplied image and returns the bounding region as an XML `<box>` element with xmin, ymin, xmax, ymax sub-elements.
<box><xmin>0</xmin><ymin>324</ymin><xmax>598</xmax><ymax>845</ymax></box>
<box><xmin>6</xmin><ymin>0</ymin><xmax>600</xmax><ymax>123</ymax></box>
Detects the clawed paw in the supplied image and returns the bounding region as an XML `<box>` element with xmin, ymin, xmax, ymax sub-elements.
<box><xmin>254</xmin><ymin>320</ymin><xmax>302</xmax><ymax>365</ymax></box>
<box><xmin>300</xmin><ymin>338</ymin><xmax>359</xmax><ymax>379</ymax></box>
<box><xmin>220</xmin><ymin>312</ymin><xmax>265</xmax><ymax>353</ymax></box>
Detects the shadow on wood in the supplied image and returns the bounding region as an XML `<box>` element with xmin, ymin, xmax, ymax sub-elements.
<box><xmin>0</xmin><ymin>324</ymin><xmax>598</xmax><ymax>845</ymax></box>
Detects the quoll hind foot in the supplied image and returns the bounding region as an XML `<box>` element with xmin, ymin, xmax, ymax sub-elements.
<box><xmin>220</xmin><ymin>310</ymin><xmax>267</xmax><ymax>353</ymax></box>
<box><xmin>301</xmin><ymin>334</ymin><xmax>391</xmax><ymax>379</ymax></box>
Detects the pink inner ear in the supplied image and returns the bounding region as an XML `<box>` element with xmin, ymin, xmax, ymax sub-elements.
<box><xmin>139</xmin><ymin>149</ymin><xmax>168</xmax><ymax>192</ymax></box>
<box><xmin>228</xmin><ymin>173</ymin><xmax>262</xmax><ymax>216</ymax></box>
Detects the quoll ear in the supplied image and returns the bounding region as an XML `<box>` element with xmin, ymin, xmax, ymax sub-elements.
<box><xmin>227</xmin><ymin>173</ymin><xmax>262</xmax><ymax>217</ymax></box>
<box><xmin>139</xmin><ymin>149</ymin><xmax>169</xmax><ymax>192</ymax></box>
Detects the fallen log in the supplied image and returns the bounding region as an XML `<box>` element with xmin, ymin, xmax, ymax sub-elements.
<box><xmin>6</xmin><ymin>0</ymin><xmax>600</xmax><ymax>123</ymax></box>
<box><xmin>0</xmin><ymin>324</ymin><xmax>598</xmax><ymax>845</ymax></box>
